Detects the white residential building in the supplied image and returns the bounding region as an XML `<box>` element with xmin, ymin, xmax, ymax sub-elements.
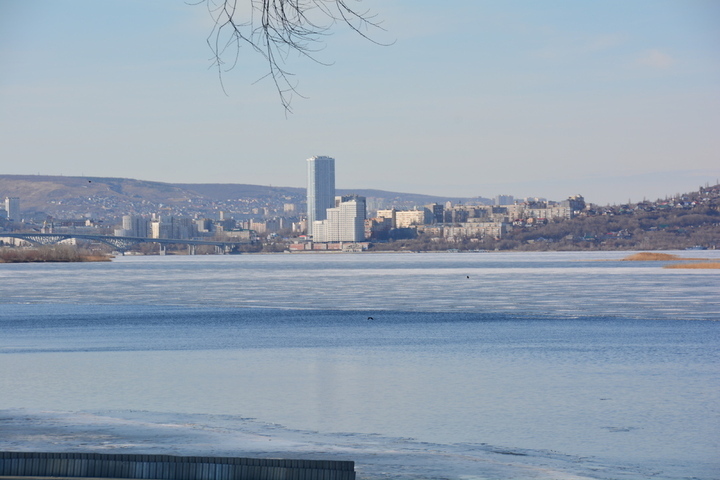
<box><xmin>4</xmin><ymin>197</ymin><xmax>19</xmax><ymax>221</ymax></box>
<box><xmin>376</xmin><ymin>209</ymin><xmax>397</xmax><ymax>228</ymax></box>
<box><xmin>313</xmin><ymin>195</ymin><xmax>366</xmax><ymax>242</ymax></box>
<box><xmin>395</xmin><ymin>209</ymin><xmax>428</xmax><ymax>228</ymax></box>
<box><xmin>117</xmin><ymin>215</ymin><xmax>149</xmax><ymax>237</ymax></box>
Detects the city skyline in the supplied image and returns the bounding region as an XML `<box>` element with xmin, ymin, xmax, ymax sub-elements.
<box><xmin>1</xmin><ymin>1</ymin><xmax>718</xmax><ymax>205</ymax></box>
<box><xmin>2</xmin><ymin>171</ymin><xmax>717</xmax><ymax>253</ymax></box>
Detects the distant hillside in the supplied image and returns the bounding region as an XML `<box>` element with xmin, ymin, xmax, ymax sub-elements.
<box><xmin>479</xmin><ymin>183</ymin><xmax>720</xmax><ymax>251</ymax></box>
<box><xmin>174</xmin><ymin>183</ymin><xmax>304</xmax><ymax>201</ymax></box>
<box><xmin>0</xmin><ymin>175</ymin><xmax>479</xmax><ymax>218</ymax></box>
<box><xmin>174</xmin><ymin>184</ymin><xmax>472</xmax><ymax>205</ymax></box>
<box><xmin>336</xmin><ymin>189</ymin><xmax>476</xmax><ymax>206</ymax></box>
<box><xmin>0</xmin><ymin>175</ymin><xmax>201</xmax><ymax>212</ymax></box>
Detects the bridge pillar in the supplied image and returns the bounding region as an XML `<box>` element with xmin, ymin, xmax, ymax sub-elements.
<box><xmin>188</xmin><ymin>244</ymin><xmax>196</xmax><ymax>255</ymax></box>
<box><xmin>159</xmin><ymin>244</ymin><xmax>166</xmax><ymax>255</ymax></box>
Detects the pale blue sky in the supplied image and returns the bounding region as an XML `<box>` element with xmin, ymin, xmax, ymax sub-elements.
<box><xmin>1</xmin><ymin>0</ymin><xmax>718</xmax><ymax>204</ymax></box>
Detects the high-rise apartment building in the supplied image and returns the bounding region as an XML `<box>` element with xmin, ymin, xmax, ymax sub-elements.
<box><xmin>5</xmin><ymin>197</ymin><xmax>20</xmax><ymax>221</ymax></box>
<box><xmin>150</xmin><ymin>216</ymin><xmax>196</xmax><ymax>239</ymax></box>
<box><xmin>424</xmin><ymin>203</ymin><xmax>444</xmax><ymax>224</ymax></box>
<box><xmin>495</xmin><ymin>195</ymin><xmax>515</xmax><ymax>206</ymax></box>
<box><xmin>306</xmin><ymin>156</ymin><xmax>335</xmax><ymax>236</ymax></box>
<box><xmin>121</xmin><ymin>215</ymin><xmax>149</xmax><ymax>237</ymax></box>
<box><xmin>313</xmin><ymin>195</ymin><xmax>366</xmax><ymax>243</ymax></box>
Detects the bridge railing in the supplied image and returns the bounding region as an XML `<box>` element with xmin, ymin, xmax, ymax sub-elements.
<box><xmin>0</xmin><ymin>233</ymin><xmax>246</xmax><ymax>252</ymax></box>
<box><xmin>0</xmin><ymin>452</ymin><xmax>356</xmax><ymax>480</ymax></box>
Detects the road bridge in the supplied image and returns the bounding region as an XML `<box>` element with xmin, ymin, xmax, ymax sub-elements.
<box><xmin>0</xmin><ymin>233</ymin><xmax>244</xmax><ymax>254</ymax></box>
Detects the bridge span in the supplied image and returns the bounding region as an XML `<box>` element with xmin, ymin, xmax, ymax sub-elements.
<box><xmin>0</xmin><ymin>233</ymin><xmax>245</xmax><ymax>254</ymax></box>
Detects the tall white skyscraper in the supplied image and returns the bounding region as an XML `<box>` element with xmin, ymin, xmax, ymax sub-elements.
<box><xmin>306</xmin><ymin>156</ymin><xmax>335</xmax><ymax>236</ymax></box>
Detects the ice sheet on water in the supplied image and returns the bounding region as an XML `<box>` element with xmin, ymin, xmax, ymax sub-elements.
<box><xmin>0</xmin><ymin>408</ymin><xmax>665</xmax><ymax>480</ymax></box>
<box><xmin>2</xmin><ymin>251</ymin><xmax>719</xmax><ymax>319</ymax></box>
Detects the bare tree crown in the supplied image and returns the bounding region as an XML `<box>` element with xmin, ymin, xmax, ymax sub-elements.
<box><xmin>197</xmin><ymin>0</ymin><xmax>386</xmax><ymax>113</ymax></box>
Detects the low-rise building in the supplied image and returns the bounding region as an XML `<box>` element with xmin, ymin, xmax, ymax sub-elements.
<box><xmin>376</xmin><ymin>209</ymin><xmax>397</xmax><ymax>228</ymax></box>
<box><xmin>395</xmin><ymin>209</ymin><xmax>428</xmax><ymax>228</ymax></box>
<box><xmin>443</xmin><ymin>221</ymin><xmax>509</xmax><ymax>240</ymax></box>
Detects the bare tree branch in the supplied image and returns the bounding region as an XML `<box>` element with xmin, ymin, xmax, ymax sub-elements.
<box><xmin>193</xmin><ymin>0</ymin><xmax>388</xmax><ymax>114</ymax></box>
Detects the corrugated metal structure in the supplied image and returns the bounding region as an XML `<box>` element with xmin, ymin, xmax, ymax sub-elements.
<box><xmin>0</xmin><ymin>452</ymin><xmax>355</xmax><ymax>480</ymax></box>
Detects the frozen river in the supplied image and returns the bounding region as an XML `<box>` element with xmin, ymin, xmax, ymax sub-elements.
<box><xmin>1</xmin><ymin>251</ymin><xmax>719</xmax><ymax>479</ymax></box>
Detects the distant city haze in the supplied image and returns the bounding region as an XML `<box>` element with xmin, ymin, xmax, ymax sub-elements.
<box><xmin>1</xmin><ymin>2</ymin><xmax>718</xmax><ymax>205</ymax></box>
